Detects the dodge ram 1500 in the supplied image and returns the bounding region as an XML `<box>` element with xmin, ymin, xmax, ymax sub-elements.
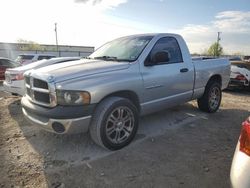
<box><xmin>21</xmin><ymin>33</ymin><xmax>230</xmax><ymax>150</ymax></box>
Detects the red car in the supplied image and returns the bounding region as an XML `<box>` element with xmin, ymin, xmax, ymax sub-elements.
<box><xmin>0</xmin><ymin>57</ymin><xmax>21</xmax><ymax>80</ymax></box>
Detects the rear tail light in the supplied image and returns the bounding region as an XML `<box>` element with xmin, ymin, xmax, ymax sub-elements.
<box><xmin>239</xmin><ymin>116</ymin><xmax>250</xmax><ymax>156</ymax></box>
<box><xmin>235</xmin><ymin>74</ymin><xmax>246</xmax><ymax>80</ymax></box>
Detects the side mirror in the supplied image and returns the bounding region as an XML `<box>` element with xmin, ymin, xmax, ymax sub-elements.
<box><xmin>152</xmin><ymin>51</ymin><xmax>170</xmax><ymax>64</ymax></box>
<box><xmin>144</xmin><ymin>50</ymin><xmax>170</xmax><ymax>66</ymax></box>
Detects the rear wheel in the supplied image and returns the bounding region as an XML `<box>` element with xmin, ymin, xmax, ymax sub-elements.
<box><xmin>90</xmin><ymin>97</ymin><xmax>139</xmax><ymax>150</ymax></box>
<box><xmin>197</xmin><ymin>81</ymin><xmax>222</xmax><ymax>113</ymax></box>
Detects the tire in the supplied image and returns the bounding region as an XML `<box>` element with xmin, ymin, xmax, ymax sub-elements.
<box><xmin>197</xmin><ymin>81</ymin><xmax>222</xmax><ymax>113</ymax></box>
<box><xmin>89</xmin><ymin>97</ymin><xmax>139</xmax><ymax>150</ymax></box>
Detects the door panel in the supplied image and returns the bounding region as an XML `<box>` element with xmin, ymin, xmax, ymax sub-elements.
<box><xmin>140</xmin><ymin>37</ymin><xmax>194</xmax><ymax>114</ymax></box>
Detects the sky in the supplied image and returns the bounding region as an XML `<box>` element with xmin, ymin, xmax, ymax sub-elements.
<box><xmin>1</xmin><ymin>0</ymin><xmax>250</xmax><ymax>55</ymax></box>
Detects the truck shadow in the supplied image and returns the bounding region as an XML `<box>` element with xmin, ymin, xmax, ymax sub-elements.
<box><xmin>6</xmin><ymin>98</ymin><xmax>249</xmax><ymax>187</ymax></box>
<box><xmin>224</xmin><ymin>87</ymin><xmax>250</xmax><ymax>96</ymax></box>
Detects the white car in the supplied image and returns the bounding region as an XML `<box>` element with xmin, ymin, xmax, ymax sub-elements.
<box><xmin>230</xmin><ymin>116</ymin><xmax>250</xmax><ymax>188</ymax></box>
<box><xmin>229</xmin><ymin>63</ymin><xmax>250</xmax><ymax>89</ymax></box>
<box><xmin>16</xmin><ymin>54</ymin><xmax>56</xmax><ymax>65</ymax></box>
<box><xmin>3</xmin><ymin>57</ymin><xmax>81</xmax><ymax>96</ymax></box>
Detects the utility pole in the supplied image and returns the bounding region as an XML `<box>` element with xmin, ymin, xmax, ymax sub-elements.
<box><xmin>216</xmin><ymin>32</ymin><xmax>221</xmax><ymax>57</ymax></box>
<box><xmin>54</xmin><ymin>23</ymin><xmax>59</xmax><ymax>53</ymax></box>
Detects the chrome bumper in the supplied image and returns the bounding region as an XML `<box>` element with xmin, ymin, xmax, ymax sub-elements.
<box><xmin>22</xmin><ymin>108</ymin><xmax>91</xmax><ymax>134</ymax></box>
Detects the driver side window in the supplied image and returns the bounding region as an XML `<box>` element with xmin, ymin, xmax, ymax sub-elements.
<box><xmin>149</xmin><ymin>37</ymin><xmax>183</xmax><ymax>65</ymax></box>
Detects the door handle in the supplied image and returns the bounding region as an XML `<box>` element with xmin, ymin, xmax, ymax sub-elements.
<box><xmin>180</xmin><ymin>68</ymin><xmax>189</xmax><ymax>73</ymax></box>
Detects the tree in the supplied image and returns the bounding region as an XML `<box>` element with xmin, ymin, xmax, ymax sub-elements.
<box><xmin>207</xmin><ymin>42</ymin><xmax>223</xmax><ymax>57</ymax></box>
<box><xmin>16</xmin><ymin>39</ymin><xmax>44</xmax><ymax>51</ymax></box>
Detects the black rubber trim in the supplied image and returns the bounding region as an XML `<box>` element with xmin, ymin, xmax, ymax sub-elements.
<box><xmin>21</xmin><ymin>97</ymin><xmax>96</xmax><ymax>119</ymax></box>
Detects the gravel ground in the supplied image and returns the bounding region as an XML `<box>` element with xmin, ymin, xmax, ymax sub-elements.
<box><xmin>0</xmin><ymin>87</ymin><xmax>249</xmax><ymax>188</ymax></box>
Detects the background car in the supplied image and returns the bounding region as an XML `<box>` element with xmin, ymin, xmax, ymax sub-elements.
<box><xmin>0</xmin><ymin>57</ymin><xmax>21</xmax><ymax>80</ymax></box>
<box><xmin>15</xmin><ymin>54</ymin><xmax>56</xmax><ymax>65</ymax></box>
<box><xmin>229</xmin><ymin>56</ymin><xmax>242</xmax><ymax>62</ymax></box>
<box><xmin>229</xmin><ymin>61</ymin><xmax>250</xmax><ymax>90</ymax></box>
<box><xmin>230</xmin><ymin>116</ymin><xmax>250</xmax><ymax>188</ymax></box>
<box><xmin>243</xmin><ymin>56</ymin><xmax>250</xmax><ymax>62</ymax></box>
<box><xmin>3</xmin><ymin>57</ymin><xmax>81</xmax><ymax>95</ymax></box>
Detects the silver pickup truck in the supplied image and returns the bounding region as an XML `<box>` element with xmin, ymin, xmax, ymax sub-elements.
<box><xmin>21</xmin><ymin>33</ymin><xmax>230</xmax><ymax>150</ymax></box>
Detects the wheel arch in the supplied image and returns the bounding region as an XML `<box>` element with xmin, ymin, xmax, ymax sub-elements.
<box><xmin>207</xmin><ymin>74</ymin><xmax>222</xmax><ymax>87</ymax></box>
<box><xmin>100</xmin><ymin>90</ymin><xmax>141</xmax><ymax>112</ymax></box>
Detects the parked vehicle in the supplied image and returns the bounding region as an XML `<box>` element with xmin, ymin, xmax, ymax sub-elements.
<box><xmin>16</xmin><ymin>54</ymin><xmax>56</xmax><ymax>65</ymax></box>
<box><xmin>3</xmin><ymin>57</ymin><xmax>81</xmax><ymax>96</ymax></box>
<box><xmin>21</xmin><ymin>33</ymin><xmax>230</xmax><ymax>150</ymax></box>
<box><xmin>0</xmin><ymin>57</ymin><xmax>21</xmax><ymax>80</ymax></box>
<box><xmin>229</xmin><ymin>56</ymin><xmax>242</xmax><ymax>62</ymax></box>
<box><xmin>243</xmin><ymin>56</ymin><xmax>250</xmax><ymax>62</ymax></box>
<box><xmin>229</xmin><ymin>62</ymin><xmax>250</xmax><ymax>89</ymax></box>
<box><xmin>230</xmin><ymin>116</ymin><xmax>250</xmax><ymax>188</ymax></box>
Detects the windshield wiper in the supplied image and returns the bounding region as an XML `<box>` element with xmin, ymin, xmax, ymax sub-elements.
<box><xmin>94</xmin><ymin>56</ymin><xmax>133</xmax><ymax>62</ymax></box>
<box><xmin>115</xmin><ymin>59</ymin><xmax>134</xmax><ymax>62</ymax></box>
<box><xmin>82</xmin><ymin>56</ymin><xmax>93</xmax><ymax>59</ymax></box>
<box><xmin>94</xmin><ymin>56</ymin><xmax>118</xmax><ymax>61</ymax></box>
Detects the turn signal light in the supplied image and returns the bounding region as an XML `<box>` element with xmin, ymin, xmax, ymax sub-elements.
<box><xmin>239</xmin><ymin>116</ymin><xmax>250</xmax><ymax>156</ymax></box>
<box><xmin>236</xmin><ymin>74</ymin><xmax>246</xmax><ymax>80</ymax></box>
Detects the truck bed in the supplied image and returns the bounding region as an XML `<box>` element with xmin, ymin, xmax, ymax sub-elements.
<box><xmin>192</xmin><ymin>58</ymin><xmax>230</xmax><ymax>99</ymax></box>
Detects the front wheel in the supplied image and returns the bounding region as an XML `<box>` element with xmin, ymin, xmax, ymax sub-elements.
<box><xmin>197</xmin><ymin>81</ymin><xmax>222</xmax><ymax>113</ymax></box>
<box><xmin>89</xmin><ymin>97</ymin><xmax>139</xmax><ymax>150</ymax></box>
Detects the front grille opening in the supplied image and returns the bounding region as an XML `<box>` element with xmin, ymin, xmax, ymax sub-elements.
<box><xmin>34</xmin><ymin>91</ymin><xmax>50</xmax><ymax>104</ymax></box>
<box><xmin>33</xmin><ymin>79</ymin><xmax>48</xmax><ymax>89</ymax></box>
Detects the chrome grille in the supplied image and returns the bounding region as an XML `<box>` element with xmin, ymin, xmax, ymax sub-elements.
<box><xmin>24</xmin><ymin>75</ymin><xmax>56</xmax><ymax>107</ymax></box>
<box><xmin>26</xmin><ymin>87</ymin><xmax>32</xmax><ymax>97</ymax></box>
<box><xmin>25</xmin><ymin>76</ymin><xmax>30</xmax><ymax>85</ymax></box>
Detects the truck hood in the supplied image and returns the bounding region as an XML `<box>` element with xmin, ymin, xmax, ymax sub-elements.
<box><xmin>30</xmin><ymin>59</ymin><xmax>131</xmax><ymax>83</ymax></box>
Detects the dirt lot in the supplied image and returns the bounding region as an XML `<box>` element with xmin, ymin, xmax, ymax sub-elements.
<box><xmin>0</xmin><ymin>86</ymin><xmax>250</xmax><ymax>188</ymax></box>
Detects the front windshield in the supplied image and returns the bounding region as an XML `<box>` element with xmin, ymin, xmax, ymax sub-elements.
<box><xmin>89</xmin><ymin>35</ymin><xmax>153</xmax><ymax>62</ymax></box>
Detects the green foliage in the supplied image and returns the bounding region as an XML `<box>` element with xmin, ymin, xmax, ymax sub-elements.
<box><xmin>207</xmin><ymin>42</ymin><xmax>223</xmax><ymax>57</ymax></box>
<box><xmin>17</xmin><ymin>39</ymin><xmax>44</xmax><ymax>51</ymax></box>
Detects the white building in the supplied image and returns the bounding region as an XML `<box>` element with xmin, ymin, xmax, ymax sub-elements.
<box><xmin>0</xmin><ymin>42</ymin><xmax>95</xmax><ymax>60</ymax></box>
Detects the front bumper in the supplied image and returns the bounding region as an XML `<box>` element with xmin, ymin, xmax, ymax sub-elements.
<box><xmin>21</xmin><ymin>97</ymin><xmax>95</xmax><ymax>134</ymax></box>
<box><xmin>229</xmin><ymin>78</ymin><xmax>249</xmax><ymax>87</ymax></box>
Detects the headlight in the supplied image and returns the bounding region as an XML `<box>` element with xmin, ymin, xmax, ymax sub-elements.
<box><xmin>57</xmin><ymin>90</ymin><xmax>91</xmax><ymax>105</ymax></box>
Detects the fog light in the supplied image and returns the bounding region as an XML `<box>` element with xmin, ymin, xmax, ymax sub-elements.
<box><xmin>52</xmin><ymin>122</ymin><xmax>65</xmax><ymax>133</ymax></box>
